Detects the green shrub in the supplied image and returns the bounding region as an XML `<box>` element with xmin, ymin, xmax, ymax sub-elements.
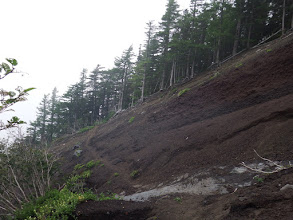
<box><xmin>253</xmin><ymin>175</ymin><xmax>264</xmax><ymax>183</ymax></box>
<box><xmin>81</xmin><ymin>170</ymin><xmax>91</xmax><ymax>178</ymax></box>
<box><xmin>128</xmin><ymin>116</ymin><xmax>135</xmax><ymax>123</ymax></box>
<box><xmin>86</xmin><ymin>160</ymin><xmax>100</xmax><ymax>169</ymax></box>
<box><xmin>130</xmin><ymin>170</ymin><xmax>139</xmax><ymax>178</ymax></box>
<box><xmin>178</xmin><ymin>88</ymin><xmax>190</xmax><ymax>97</ymax></box>
<box><xmin>74</xmin><ymin>164</ymin><xmax>84</xmax><ymax>170</ymax></box>
<box><xmin>78</xmin><ymin>126</ymin><xmax>94</xmax><ymax>133</ymax></box>
<box><xmin>98</xmin><ymin>192</ymin><xmax>120</xmax><ymax>201</ymax></box>
<box><xmin>174</xmin><ymin>197</ymin><xmax>182</xmax><ymax>203</ymax></box>
<box><xmin>15</xmin><ymin>188</ymin><xmax>96</xmax><ymax>220</ymax></box>
<box><xmin>14</xmin><ymin>158</ymin><xmax>120</xmax><ymax>220</ymax></box>
<box><xmin>235</xmin><ymin>63</ymin><xmax>243</xmax><ymax>68</ymax></box>
<box><xmin>114</xmin><ymin>172</ymin><xmax>119</xmax><ymax>177</ymax></box>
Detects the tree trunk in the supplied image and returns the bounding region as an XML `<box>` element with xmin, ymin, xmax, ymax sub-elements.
<box><xmin>216</xmin><ymin>37</ymin><xmax>221</xmax><ymax>66</ymax></box>
<box><xmin>160</xmin><ymin>62</ymin><xmax>167</xmax><ymax>91</ymax></box>
<box><xmin>141</xmin><ymin>68</ymin><xmax>146</xmax><ymax>101</ymax></box>
<box><xmin>246</xmin><ymin>22</ymin><xmax>252</xmax><ymax>49</ymax></box>
<box><xmin>216</xmin><ymin>0</ymin><xmax>224</xmax><ymax>66</ymax></box>
<box><xmin>170</xmin><ymin>60</ymin><xmax>175</xmax><ymax>87</ymax></box>
<box><xmin>282</xmin><ymin>0</ymin><xmax>286</xmax><ymax>35</ymax></box>
<box><xmin>173</xmin><ymin>61</ymin><xmax>176</xmax><ymax>84</ymax></box>
<box><xmin>191</xmin><ymin>60</ymin><xmax>195</xmax><ymax>78</ymax></box>
<box><xmin>118</xmin><ymin>67</ymin><xmax>128</xmax><ymax>111</ymax></box>
<box><xmin>131</xmin><ymin>92</ymin><xmax>134</xmax><ymax>107</ymax></box>
<box><xmin>233</xmin><ymin>18</ymin><xmax>241</xmax><ymax>56</ymax></box>
<box><xmin>291</xmin><ymin>12</ymin><xmax>293</xmax><ymax>29</ymax></box>
<box><xmin>186</xmin><ymin>49</ymin><xmax>191</xmax><ymax>78</ymax></box>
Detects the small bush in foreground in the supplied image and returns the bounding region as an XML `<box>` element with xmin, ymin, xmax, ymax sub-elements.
<box><xmin>15</xmin><ymin>188</ymin><xmax>96</xmax><ymax>220</ymax></box>
<box><xmin>14</xmin><ymin>159</ymin><xmax>120</xmax><ymax>219</ymax></box>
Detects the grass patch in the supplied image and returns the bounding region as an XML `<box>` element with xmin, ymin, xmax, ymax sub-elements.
<box><xmin>74</xmin><ymin>163</ymin><xmax>85</xmax><ymax>170</ymax></box>
<box><xmin>253</xmin><ymin>175</ymin><xmax>264</xmax><ymax>183</ymax></box>
<box><xmin>171</xmin><ymin>87</ymin><xmax>178</xmax><ymax>95</ymax></box>
<box><xmin>178</xmin><ymin>88</ymin><xmax>190</xmax><ymax>97</ymax></box>
<box><xmin>86</xmin><ymin>160</ymin><xmax>100</xmax><ymax>169</ymax></box>
<box><xmin>14</xmin><ymin>159</ymin><xmax>118</xmax><ymax>219</ymax></box>
<box><xmin>235</xmin><ymin>63</ymin><xmax>243</xmax><ymax>68</ymax></box>
<box><xmin>130</xmin><ymin>170</ymin><xmax>139</xmax><ymax>178</ymax></box>
<box><xmin>78</xmin><ymin>126</ymin><xmax>94</xmax><ymax>133</ymax></box>
<box><xmin>98</xmin><ymin>192</ymin><xmax>120</xmax><ymax>201</ymax></box>
<box><xmin>15</xmin><ymin>188</ymin><xmax>96</xmax><ymax>220</ymax></box>
<box><xmin>128</xmin><ymin>116</ymin><xmax>135</xmax><ymax>123</ymax></box>
<box><xmin>174</xmin><ymin>197</ymin><xmax>182</xmax><ymax>203</ymax></box>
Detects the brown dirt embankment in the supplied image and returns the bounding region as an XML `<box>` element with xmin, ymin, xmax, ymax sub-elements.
<box><xmin>54</xmin><ymin>33</ymin><xmax>293</xmax><ymax>219</ymax></box>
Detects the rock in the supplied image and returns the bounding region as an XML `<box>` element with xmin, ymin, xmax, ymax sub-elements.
<box><xmin>238</xmin><ymin>196</ymin><xmax>247</xmax><ymax>201</ymax></box>
<box><xmin>73</xmin><ymin>145</ymin><xmax>80</xmax><ymax>150</ymax></box>
<box><xmin>280</xmin><ymin>184</ymin><xmax>293</xmax><ymax>191</ymax></box>
<box><xmin>74</xmin><ymin>149</ymin><xmax>83</xmax><ymax>157</ymax></box>
<box><xmin>112</xmin><ymin>158</ymin><xmax>123</xmax><ymax>165</ymax></box>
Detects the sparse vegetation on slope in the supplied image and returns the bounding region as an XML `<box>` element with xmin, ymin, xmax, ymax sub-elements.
<box><xmin>52</xmin><ymin>32</ymin><xmax>293</xmax><ymax>219</ymax></box>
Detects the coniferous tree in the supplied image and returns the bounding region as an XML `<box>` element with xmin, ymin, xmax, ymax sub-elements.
<box><xmin>37</xmin><ymin>94</ymin><xmax>50</xmax><ymax>144</ymax></box>
<box><xmin>87</xmin><ymin>65</ymin><xmax>102</xmax><ymax>124</ymax></box>
<box><xmin>47</xmin><ymin>87</ymin><xmax>58</xmax><ymax>142</ymax></box>
<box><xmin>26</xmin><ymin>0</ymin><xmax>292</xmax><ymax>141</ymax></box>
<box><xmin>158</xmin><ymin>0</ymin><xmax>180</xmax><ymax>90</ymax></box>
<box><xmin>115</xmin><ymin>46</ymin><xmax>134</xmax><ymax>111</ymax></box>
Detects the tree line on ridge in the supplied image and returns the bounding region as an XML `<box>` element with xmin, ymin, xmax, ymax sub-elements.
<box><xmin>27</xmin><ymin>0</ymin><xmax>293</xmax><ymax>145</ymax></box>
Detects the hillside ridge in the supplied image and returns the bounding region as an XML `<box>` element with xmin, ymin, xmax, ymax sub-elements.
<box><xmin>54</xmin><ymin>33</ymin><xmax>293</xmax><ymax>219</ymax></box>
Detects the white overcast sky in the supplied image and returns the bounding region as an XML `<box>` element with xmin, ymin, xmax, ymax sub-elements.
<box><xmin>1</xmin><ymin>0</ymin><xmax>191</xmax><ymax>137</ymax></box>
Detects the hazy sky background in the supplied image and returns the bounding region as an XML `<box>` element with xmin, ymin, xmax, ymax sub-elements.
<box><xmin>1</xmin><ymin>0</ymin><xmax>191</xmax><ymax>138</ymax></box>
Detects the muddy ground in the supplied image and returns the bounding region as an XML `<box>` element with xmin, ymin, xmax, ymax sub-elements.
<box><xmin>54</xmin><ymin>32</ymin><xmax>293</xmax><ymax>219</ymax></box>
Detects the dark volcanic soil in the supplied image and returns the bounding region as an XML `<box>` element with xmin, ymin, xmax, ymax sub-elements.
<box><xmin>74</xmin><ymin>200</ymin><xmax>152</xmax><ymax>220</ymax></box>
<box><xmin>54</xmin><ymin>33</ymin><xmax>293</xmax><ymax>219</ymax></box>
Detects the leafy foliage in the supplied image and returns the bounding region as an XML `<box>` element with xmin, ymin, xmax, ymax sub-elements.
<box><xmin>74</xmin><ymin>164</ymin><xmax>85</xmax><ymax>170</ymax></box>
<box><xmin>0</xmin><ymin>141</ymin><xmax>59</xmax><ymax>217</ymax></box>
<box><xmin>178</xmin><ymin>88</ymin><xmax>190</xmax><ymax>97</ymax></box>
<box><xmin>97</xmin><ymin>192</ymin><xmax>119</xmax><ymax>201</ymax></box>
<box><xmin>174</xmin><ymin>197</ymin><xmax>182</xmax><ymax>203</ymax></box>
<box><xmin>78</xmin><ymin>126</ymin><xmax>94</xmax><ymax>133</ymax></box>
<box><xmin>130</xmin><ymin>170</ymin><xmax>139</xmax><ymax>178</ymax></box>
<box><xmin>15</xmin><ymin>188</ymin><xmax>96</xmax><ymax>220</ymax></box>
<box><xmin>0</xmin><ymin>59</ymin><xmax>35</xmax><ymax>130</ymax></box>
<box><xmin>13</xmin><ymin>159</ymin><xmax>118</xmax><ymax>219</ymax></box>
<box><xmin>128</xmin><ymin>116</ymin><xmax>135</xmax><ymax>123</ymax></box>
<box><xmin>86</xmin><ymin>160</ymin><xmax>100</xmax><ymax>169</ymax></box>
